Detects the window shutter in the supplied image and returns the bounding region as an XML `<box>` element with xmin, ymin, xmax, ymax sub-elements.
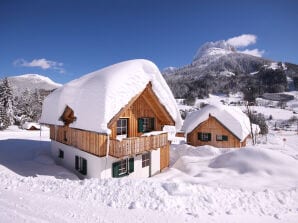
<box><xmin>112</xmin><ymin>161</ymin><xmax>120</xmax><ymax>178</ymax></box>
<box><xmin>208</xmin><ymin>133</ymin><xmax>212</xmax><ymax>141</ymax></box>
<box><xmin>128</xmin><ymin>158</ymin><xmax>134</xmax><ymax>173</ymax></box>
<box><xmin>81</xmin><ymin>158</ymin><xmax>87</xmax><ymax>175</ymax></box>
<box><xmin>75</xmin><ymin>156</ymin><xmax>79</xmax><ymax>170</ymax></box>
<box><xmin>150</xmin><ymin>118</ymin><xmax>155</xmax><ymax>131</ymax></box>
<box><xmin>198</xmin><ymin>132</ymin><xmax>202</xmax><ymax>140</ymax></box>
<box><xmin>138</xmin><ymin>118</ymin><xmax>144</xmax><ymax>133</ymax></box>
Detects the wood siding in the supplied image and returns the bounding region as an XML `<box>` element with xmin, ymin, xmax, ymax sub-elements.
<box><xmin>109</xmin><ymin>133</ymin><xmax>168</xmax><ymax>158</ymax></box>
<box><xmin>160</xmin><ymin>143</ymin><xmax>170</xmax><ymax>171</ymax></box>
<box><xmin>187</xmin><ymin>116</ymin><xmax>246</xmax><ymax>148</ymax></box>
<box><xmin>109</xmin><ymin>83</ymin><xmax>174</xmax><ymax>139</ymax></box>
<box><xmin>49</xmin><ymin>125</ymin><xmax>107</xmax><ymax>157</ymax></box>
<box><xmin>48</xmin><ymin>83</ymin><xmax>175</xmax><ymax>160</ymax></box>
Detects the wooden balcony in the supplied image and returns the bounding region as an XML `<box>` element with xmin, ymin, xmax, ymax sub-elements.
<box><xmin>109</xmin><ymin>132</ymin><xmax>168</xmax><ymax>158</ymax></box>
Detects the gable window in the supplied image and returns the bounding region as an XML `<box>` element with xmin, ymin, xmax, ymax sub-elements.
<box><xmin>75</xmin><ymin>156</ymin><xmax>87</xmax><ymax>175</ymax></box>
<box><xmin>112</xmin><ymin>158</ymin><xmax>134</xmax><ymax>178</ymax></box>
<box><xmin>138</xmin><ymin>117</ymin><xmax>155</xmax><ymax>133</ymax></box>
<box><xmin>198</xmin><ymin>132</ymin><xmax>211</xmax><ymax>141</ymax></box>
<box><xmin>117</xmin><ymin>118</ymin><xmax>128</xmax><ymax>140</ymax></box>
<box><xmin>58</xmin><ymin>149</ymin><xmax>64</xmax><ymax>159</ymax></box>
<box><xmin>142</xmin><ymin>152</ymin><xmax>150</xmax><ymax>168</ymax></box>
<box><xmin>216</xmin><ymin>135</ymin><xmax>228</xmax><ymax>141</ymax></box>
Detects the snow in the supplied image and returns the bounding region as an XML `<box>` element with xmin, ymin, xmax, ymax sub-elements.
<box><xmin>1</xmin><ymin>125</ymin><xmax>298</xmax><ymax>222</ymax></box>
<box><xmin>182</xmin><ymin>104</ymin><xmax>251</xmax><ymax>141</ymax></box>
<box><xmin>40</xmin><ymin>59</ymin><xmax>182</xmax><ymax>133</ymax></box>
<box><xmin>8</xmin><ymin>74</ymin><xmax>61</xmax><ymax>96</ymax></box>
<box><xmin>193</xmin><ymin>40</ymin><xmax>235</xmax><ymax>61</ymax></box>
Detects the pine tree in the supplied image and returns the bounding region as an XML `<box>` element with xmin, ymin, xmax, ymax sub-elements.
<box><xmin>0</xmin><ymin>78</ymin><xmax>13</xmax><ymax>129</ymax></box>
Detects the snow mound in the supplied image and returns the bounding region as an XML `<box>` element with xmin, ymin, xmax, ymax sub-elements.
<box><xmin>209</xmin><ymin>148</ymin><xmax>298</xmax><ymax>176</ymax></box>
<box><xmin>182</xmin><ymin>104</ymin><xmax>251</xmax><ymax>141</ymax></box>
<box><xmin>40</xmin><ymin>59</ymin><xmax>182</xmax><ymax>133</ymax></box>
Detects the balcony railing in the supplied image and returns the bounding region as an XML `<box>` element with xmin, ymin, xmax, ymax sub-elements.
<box><xmin>109</xmin><ymin>132</ymin><xmax>168</xmax><ymax>158</ymax></box>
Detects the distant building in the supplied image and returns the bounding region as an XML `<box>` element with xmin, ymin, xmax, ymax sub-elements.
<box><xmin>181</xmin><ymin>104</ymin><xmax>253</xmax><ymax>148</ymax></box>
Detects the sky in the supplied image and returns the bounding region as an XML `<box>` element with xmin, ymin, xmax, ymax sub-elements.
<box><xmin>0</xmin><ymin>0</ymin><xmax>298</xmax><ymax>84</ymax></box>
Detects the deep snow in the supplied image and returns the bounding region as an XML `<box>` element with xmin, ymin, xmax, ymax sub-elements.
<box><xmin>1</xmin><ymin>121</ymin><xmax>298</xmax><ymax>222</ymax></box>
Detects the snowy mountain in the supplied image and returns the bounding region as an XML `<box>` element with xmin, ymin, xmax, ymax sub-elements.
<box><xmin>193</xmin><ymin>40</ymin><xmax>236</xmax><ymax>62</ymax></box>
<box><xmin>8</xmin><ymin>74</ymin><xmax>61</xmax><ymax>96</ymax></box>
<box><xmin>164</xmin><ymin>39</ymin><xmax>298</xmax><ymax>101</ymax></box>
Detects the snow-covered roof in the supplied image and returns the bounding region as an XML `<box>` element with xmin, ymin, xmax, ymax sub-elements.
<box><xmin>40</xmin><ymin>59</ymin><xmax>182</xmax><ymax>133</ymax></box>
<box><xmin>181</xmin><ymin>104</ymin><xmax>251</xmax><ymax>141</ymax></box>
<box><xmin>22</xmin><ymin>122</ymin><xmax>41</xmax><ymax>130</ymax></box>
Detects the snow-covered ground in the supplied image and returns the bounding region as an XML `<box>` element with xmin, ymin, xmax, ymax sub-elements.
<box><xmin>1</xmin><ymin>104</ymin><xmax>298</xmax><ymax>222</ymax></box>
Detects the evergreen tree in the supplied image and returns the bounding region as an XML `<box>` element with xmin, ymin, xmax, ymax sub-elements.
<box><xmin>0</xmin><ymin>78</ymin><xmax>14</xmax><ymax>129</ymax></box>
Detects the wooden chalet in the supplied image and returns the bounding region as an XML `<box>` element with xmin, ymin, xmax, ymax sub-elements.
<box><xmin>181</xmin><ymin>104</ymin><xmax>251</xmax><ymax>148</ymax></box>
<box><xmin>40</xmin><ymin>59</ymin><xmax>182</xmax><ymax>178</ymax></box>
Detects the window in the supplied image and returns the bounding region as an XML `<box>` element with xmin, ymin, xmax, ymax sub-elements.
<box><xmin>58</xmin><ymin>149</ymin><xmax>64</xmax><ymax>159</ymax></box>
<box><xmin>112</xmin><ymin>158</ymin><xmax>134</xmax><ymax>178</ymax></box>
<box><xmin>75</xmin><ymin>156</ymin><xmax>87</xmax><ymax>175</ymax></box>
<box><xmin>142</xmin><ymin>153</ymin><xmax>150</xmax><ymax>168</ymax></box>
<box><xmin>117</xmin><ymin>118</ymin><xmax>128</xmax><ymax>137</ymax></box>
<box><xmin>138</xmin><ymin>117</ymin><xmax>155</xmax><ymax>133</ymax></box>
<box><xmin>216</xmin><ymin>135</ymin><xmax>228</xmax><ymax>141</ymax></box>
<box><xmin>198</xmin><ymin>132</ymin><xmax>211</xmax><ymax>141</ymax></box>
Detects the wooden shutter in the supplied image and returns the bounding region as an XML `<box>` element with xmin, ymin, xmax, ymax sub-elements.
<box><xmin>208</xmin><ymin>133</ymin><xmax>212</xmax><ymax>141</ymax></box>
<box><xmin>112</xmin><ymin>161</ymin><xmax>120</xmax><ymax>178</ymax></box>
<box><xmin>138</xmin><ymin>118</ymin><xmax>144</xmax><ymax>133</ymax></box>
<box><xmin>81</xmin><ymin>158</ymin><xmax>87</xmax><ymax>175</ymax></box>
<box><xmin>150</xmin><ymin>118</ymin><xmax>155</xmax><ymax>131</ymax></box>
<box><xmin>198</xmin><ymin>132</ymin><xmax>202</xmax><ymax>140</ymax></box>
<box><xmin>75</xmin><ymin>156</ymin><xmax>79</xmax><ymax>170</ymax></box>
<box><xmin>128</xmin><ymin>158</ymin><xmax>134</xmax><ymax>173</ymax></box>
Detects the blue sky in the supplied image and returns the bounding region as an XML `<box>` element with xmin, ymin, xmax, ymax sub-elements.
<box><xmin>0</xmin><ymin>0</ymin><xmax>297</xmax><ymax>84</ymax></box>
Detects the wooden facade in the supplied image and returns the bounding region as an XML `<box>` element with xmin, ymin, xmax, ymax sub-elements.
<box><xmin>186</xmin><ymin>116</ymin><xmax>246</xmax><ymax>148</ymax></box>
<box><xmin>160</xmin><ymin>143</ymin><xmax>170</xmax><ymax>171</ymax></box>
<box><xmin>108</xmin><ymin>83</ymin><xmax>174</xmax><ymax>139</ymax></box>
<box><xmin>49</xmin><ymin>125</ymin><xmax>107</xmax><ymax>157</ymax></box>
<box><xmin>48</xmin><ymin>83</ymin><xmax>173</xmax><ymax>168</ymax></box>
<box><xmin>109</xmin><ymin>133</ymin><xmax>168</xmax><ymax>158</ymax></box>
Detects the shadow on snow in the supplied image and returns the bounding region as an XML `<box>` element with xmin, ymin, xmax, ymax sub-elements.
<box><xmin>0</xmin><ymin>139</ymin><xmax>78</xmax><ymax>180</ymax></box>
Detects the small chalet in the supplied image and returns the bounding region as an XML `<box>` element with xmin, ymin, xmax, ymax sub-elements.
<box><xmin>181</xmin><ymin>104</ymin><xmax>252</xmax><ymax>148</ymax></box>
<box><xmin>40</xmin><ymin>59</ymin><xmax>182</xmax><ymax>179</ymax></box>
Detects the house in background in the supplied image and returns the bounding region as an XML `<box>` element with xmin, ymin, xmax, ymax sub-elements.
<box><xmin>181</xmin><ymin>104</ymin><xmax>253</xmax><ymax>148</ymax></box>
<box><xmin>40</xmin><ymin>59</ymin><xmax>182</xmax><ymax>179</ymax></box>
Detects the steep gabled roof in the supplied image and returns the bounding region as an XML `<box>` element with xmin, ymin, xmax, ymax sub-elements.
<box><xmin>40</xmin><ymin>59</ymin><xmax>182</xmax><ymax>133</ymax></box>
<box><xmin>181</xmin><ymin>104</ymin><xmax>251</xmax><ymax>141</ymax></box>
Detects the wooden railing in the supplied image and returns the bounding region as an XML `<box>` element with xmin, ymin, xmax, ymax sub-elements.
<box><xmin>109</xmin><ymin>133</ymin><xmax>168</xmax><ymax>158</ymax></box>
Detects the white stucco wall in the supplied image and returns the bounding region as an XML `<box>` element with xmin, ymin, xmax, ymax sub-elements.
<box><xmin>51</xmin><ymin>141</ymin><xmax>158</xmax><ymax>179</ymax></box>
<box><xmin>151</xmin><ymin>148</ymin><xmax>160</xmax><ymax>176</ymax></box>
<box><xmin>52</xmin><ymin>141</ymin><xmax>117</xmax><ymax>179</ymax></box>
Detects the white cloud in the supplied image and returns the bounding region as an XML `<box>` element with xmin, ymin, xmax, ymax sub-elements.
<box><xmin>227</xmin><ymin>34</ymin><xmax>257</xmax><ymax>48</ymax></box>
<box><xmin>239</xmin><ymin>49</ymin><xmax>265</xmax><ymax>57</ymax></box>
<box><xmin>14</xmin><ymin>58</ymin><xmax>65</xmax><ymax>73</ymax></box>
